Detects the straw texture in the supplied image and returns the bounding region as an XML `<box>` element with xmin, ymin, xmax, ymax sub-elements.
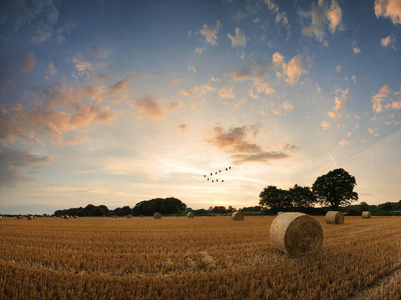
<box><xmin>270</xmin><ymin>212</ymin><xmax>323</xmax><ymax>257</ymax></box>
<box><xmin>325</xmin><ymin>211</ymin><xmax>344</xmax><ymax>224</ymax></box>
<box><xmin>187</xmin><ymin>212</ymin><xmax>195</xmax><ymax>218</ymax></box>
<box><xmin>153</xmin><ymin>212</ymin><xmax>162</xmax><ymax>219</ymax></box>
<box><xmin>362</xmin><ymin>211</ymin><xmax>371</xmax><ymax>218</ymax></box>
<box><xmin>232</xmin><ymin>211</ymin><xmax>244</xmax><ymax>221</ymax></box>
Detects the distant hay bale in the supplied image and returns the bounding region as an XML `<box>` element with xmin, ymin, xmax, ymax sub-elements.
<box><xmin>63</xmin><ymin>215</ymin><xmax>69</xmax><ymax>219</ymax></box>
<box><xmin>232</xmin><ymin>211</ymin><xmax>244</xmax><ymax>221</ymax></box>
<box><xmin>140</xmin><ymin>215</ymin><xmax>144</xmax><ymax>218</ymax></box>
<box><xmin>270</xmin><ymin>212</ymin><xmax>323</xmax><ymax>257</ymax></box>
<box><xmin>362</xmin><ymin>211</ymin><xmax>371</xmax><ymax>218</ymax></box>
<box><xmin>153</xmin><ymin>212</ymin><xmax>162</xmax><ymax>219</ymax></box>
<box><xmin>187</xmin><ymin>212</ymin><xmax>195</xmax><ymax>218</ymax></box>
<box><xmin>102</xmin><ymin>215</ymin><xmax>106</xmax><ymax>218</ymax></box>
<box><xmin>126</xmin><ymin>214</ymin><xmax>132</xmax><ymax>218</ymax></box>
<box><xmin>113</xmin><ymin>215</ymin><xmax>118</xmax><ymax>218</ymax></box>
<box><xmin>0</xmin><ymin>216</ymin><xmax>3</xmax><ymax>221</ymax></box>
<box><xmin>325</xmin><ymin>211</ymin><xmax>344</xmax><ymax>224</ymax></box>
<box><xmin>73</xmin><ymin>215</ymin><xmax>78</xmax><ymax>219</ymax></box>
<box><xmin>17</xmin><ymin>216</ymin><xmax>24</xmax><ymax>219</ymax></box>
<box><xmin>27</xmin><ymin>216</ymin><xmax>34</xmax><ymax>220</ymax></box>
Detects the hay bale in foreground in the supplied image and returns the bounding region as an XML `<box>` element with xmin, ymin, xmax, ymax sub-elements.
<box><xmin>153</xmin><ymin>212</ymin><xmax>162</xmax><ymax>219</ymax></box>
<box><xmin>362</xmin><ymin>211</ymin><xmax>371</xmax><ymax>218</ymax></box>
<box><xmin>232</xmin><ymin>211</ymin><xmax>244</xmax><ymax>221</ymax></box>
<box><xmin>187</xmin><ymin>212</ymin><xmax>195</xmax><ymax>218</ymax></box>
<box><xmin>270</xmin><ymin>212</ymin><xmax>323</xmax><ymax>257</ymax></box>
<box><xmin>277</xmin><ymin>211</ymin><xmax>283</xmax><ymax>215</ymax></box>
<box><xmin>325</xmin><ymin>211</ymin><xmax>344</xmax><ymax>224</ymax></box>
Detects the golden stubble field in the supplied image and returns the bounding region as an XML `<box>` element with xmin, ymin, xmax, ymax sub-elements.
<box><xmin>1</xmin><ymin>216</ymin><xmax>401</xmax><ymax>299</ymax></box>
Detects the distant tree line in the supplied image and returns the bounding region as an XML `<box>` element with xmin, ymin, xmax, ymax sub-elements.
<box><xmin>54</xmin><ymin>197</ymin><xmax>187</xmax><ymax>217</ymax></box>
<box><xmin>52</xmin><ymin>168</ymin><xmax>400</xmax><ymax>217</ymax></box>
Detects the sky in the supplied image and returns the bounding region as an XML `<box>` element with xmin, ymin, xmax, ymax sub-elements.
<box><xmin>0</xmin><ymin>0</ymin><xmax>400</xmax><ymax>214</ymax></box>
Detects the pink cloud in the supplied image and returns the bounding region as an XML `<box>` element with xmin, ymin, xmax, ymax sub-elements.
<box><xmin>0</xmin><ymin>81</ymin><xmax>116</xmax><ymax>146</ymax></box>
<box><xmin>136</xmin><ymin>95</ymin><xmax>164</xmax><ymax>120</ymax></box>
<box><xmin>20</xmin><ymin>52</ymin><xmax>36</xmax><ymax>72</ymax></box>
<box><xmin>375</xmin><ymin>0</ymin><xmax>401</xmax><ymax>25</ymax></box>
<box><xmin>108</xmin><ymin>78</ymin><xmax>127</xmax><ymax>95</ymax></box>
<box><xmin>208</xmin><ymin>125</ymin><xmax>295</xmax><ymax>164</ymax></box>
<box><xmin>372</xmin><ymin>84</ymin><xmax>390</xmax><ymax>113</ymax></box>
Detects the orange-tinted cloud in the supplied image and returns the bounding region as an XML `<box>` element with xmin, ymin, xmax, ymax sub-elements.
<box><xmin>0</xmin><ymin>81</ymin><xmax>116</xmax><ymax>145</ymax></box>
<box><xmin>372</xmin><ymin>84</ymin><xmax>390</xmax><ymax>113</ymax></box>
<box><xmin>208</xmin><ymin>125</ymin><xmax>295</xmax><ymax>164</ymax></box>
<box><xmin>108</xmin><ymin>78</ymin><xmax>127</xmax><ymax>95</ymax></box>
<box><xmin>136</xmin><ymin>95</ymin><xmax>164</xmax><ymax>120</ymax></box>
<box><xmin>200</xmin><ymin>20</ymin><xmax>221</xmax><ymax>45</ymax></box>
<box><xmin>375</xmin><ymin>0</ymin><xmax>401</xmax><ymax>25</ymax></box>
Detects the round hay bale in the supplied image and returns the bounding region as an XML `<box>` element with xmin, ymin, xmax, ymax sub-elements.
<box><xmin>0</xmin><ymin>216</ymin><xmax>3</xmax><ymax>221</ymax></box>
<box><xmin>232</xmin><ymin>211</ymin><xmax>244</xmax><ymax>221</ymax></box>
<box><xmin>63</xmin><ymin>215</ymin><xmax>69</xmax><ymax>219</ymax></box>
<box><xmin>153</xmin><ymin>212</ymin><xmax>162</xmax><ymax>219</ymax></box>
<box><xmin>126</xmin><ymin>214</ymin><xmax>132</xmax><ymax>218</ymax></box>
<box><xmin>325</xmin><ymin>211</ymin><xmax>344</xmax><ymax>224</ymax></box>
<box><xmin>73</xmin><ymin>215</ymin><xmax>78</xmax><ymax>219</ymax></box>
<box><xmin>27</xmin><ymin>216</ymin><xmax>34</xmax><ymax>220</ymax></box>
<box><xmin>187</xmin><ymin>212</ymin><xmax>195</xmax><ymax>218</ymax></box>
<box><xmin>270</xmin><ymin>212</ymin><xmax>323</xmax><ymax>257</ymax></box>
<box><xmin>17</xmin><ymin>216</ymin><xmax>24</xmax><ymax>219</ymax></box>
<box><xmin>277</xmin><ymin>211</ymin><xmax>284</xmax><ymax>215</ymax></box>
<box><xmin>362</xmin><ymin>211</ymin><xmax>371</xmax><ymax>218</ymax></box>
<box><xmin>140</xmin><ymin>215</ymin><xmax>144</xmax><ymax>218</ymax></box>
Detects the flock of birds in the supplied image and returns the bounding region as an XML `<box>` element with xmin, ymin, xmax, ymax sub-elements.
<box><xmin>203</xmin><ymin>166</ymin><xmax>231</xmax><ymax>183</ymax></box>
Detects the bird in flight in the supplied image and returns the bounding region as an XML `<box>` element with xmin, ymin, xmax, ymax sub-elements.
<box><xmin>204</xmin><ymin>166</ymin><xmax>231</xmax><ymax>183</ymax></box>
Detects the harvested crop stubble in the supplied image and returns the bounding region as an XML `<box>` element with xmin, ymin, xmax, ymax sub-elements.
<box><xmin>187</xmin><ymin>212</ymin><xmax>195</xmax><ymax>218</ymax></box>
<box><xmin>362</xmin><ymin>211</ymin><xmax>371</xmax><ymax>218</ymax></box>
<box><xmin>232</xmin><ymin>212</ymin><xmax>244</xmax><ymax>221</ymax></box>
<box><xmin>270</xmin><ymin>212</ymin><xmax>323</xmax><ymax>257</ymax></box>
<box><xmin>325</xmin><ymin>211</ymin><xmax>344</xmax><ymax>224</ymax></box>
<box><xmin>153</xmin><ymin>212</ymin><xmax>162</xmax><ymax>219</ymax></box>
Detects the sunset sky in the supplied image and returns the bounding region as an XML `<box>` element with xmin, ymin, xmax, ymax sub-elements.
<box><xmin>1</xmin><ymin>0</ymin><xmax>400</xmax><ymax>214</ymax></box>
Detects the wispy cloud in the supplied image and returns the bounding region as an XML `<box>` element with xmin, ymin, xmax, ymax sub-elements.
<box><xmin>108</xmin><ymin>77</ymin><xmax>127</xmax><ymax>95</ymax></box>
<box><xmin>375</xmin><ymin>0</ymin><xmax>401</xmax><ymax>25</ymax></box>
<box><xmin>200</xmin><ymin>20</ymin><xmax>221</xmax><ymax>45</ymax></box>
<box><xmin>20</xmin><ymin>52</ymin><xmax>36</xmax><ymax>72</ymax></box>
<box><xmin>0</xmin><ymin>146</ymin><xmax>52</xmax><ymax>188</ymax></box>
<box><xmin>301</xmin><ymin>0</ymin><xmax>343</xmax><ymax>44</ymax></box>
<box><xmin>380</xmin><ymin>34</ymin><xmax>396</xmax><ymax>48</ymax></box>
<box><xmin>233</xmin><ymin>52</ymin><xmax>307</xmax><ymax>85</ymax></box>
<box><xmin>90</xmin><ymin>45</ymin><xmax>111</xmax><ymax>59</ymax></box>
<box><xmin>136</xmin><ymin>95</ymin><xmax>164</xmax><ymax>120</ymax></box>
<box><xmin>208</xmin><ymin>125</ymin><xmax>296</xmax><ymax>164</ymax></box>
<box><xmin>372</xmin><ymin>84</ymin><xmax>390</xmax><ymax>113</ymax></box>
<box><xmin>227</xmin><ymin>27</ymin><xmax>246</xmax><ymax>47</ymax></box>
<box><xmin>0</xmin><ymin>81</ymin><xmax>115</xmax><ymax>145</ymax></box>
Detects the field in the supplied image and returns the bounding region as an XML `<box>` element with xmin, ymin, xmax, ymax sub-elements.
<box><xmin>1</xmin><ymin>216</ymin><xmax>401</xmax><ymax>299</ymax></box>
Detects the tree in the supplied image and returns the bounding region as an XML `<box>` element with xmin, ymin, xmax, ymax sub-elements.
<box><xmin>357</xmin><ymin>202</ymin><xmax>370</xmax><ymax>211</ymax></box>
<box><xmin>379</xmin><ymin>202</ymin><xmax>393</xmax><ymax>211</ymax></box>
<box><xmin>288</xmin><ymin>184</ymin><xmax>317</xmax><ymax>208</ymax></box>
<box><xmin>259</xmin><ymin>186</ymin><xmax>291</xmax><ymax>209</ymax></box>
<box><xmin>312</xmin><ymin>168</ymin><xmax>358</xmax><ymax>209</ymax></box>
